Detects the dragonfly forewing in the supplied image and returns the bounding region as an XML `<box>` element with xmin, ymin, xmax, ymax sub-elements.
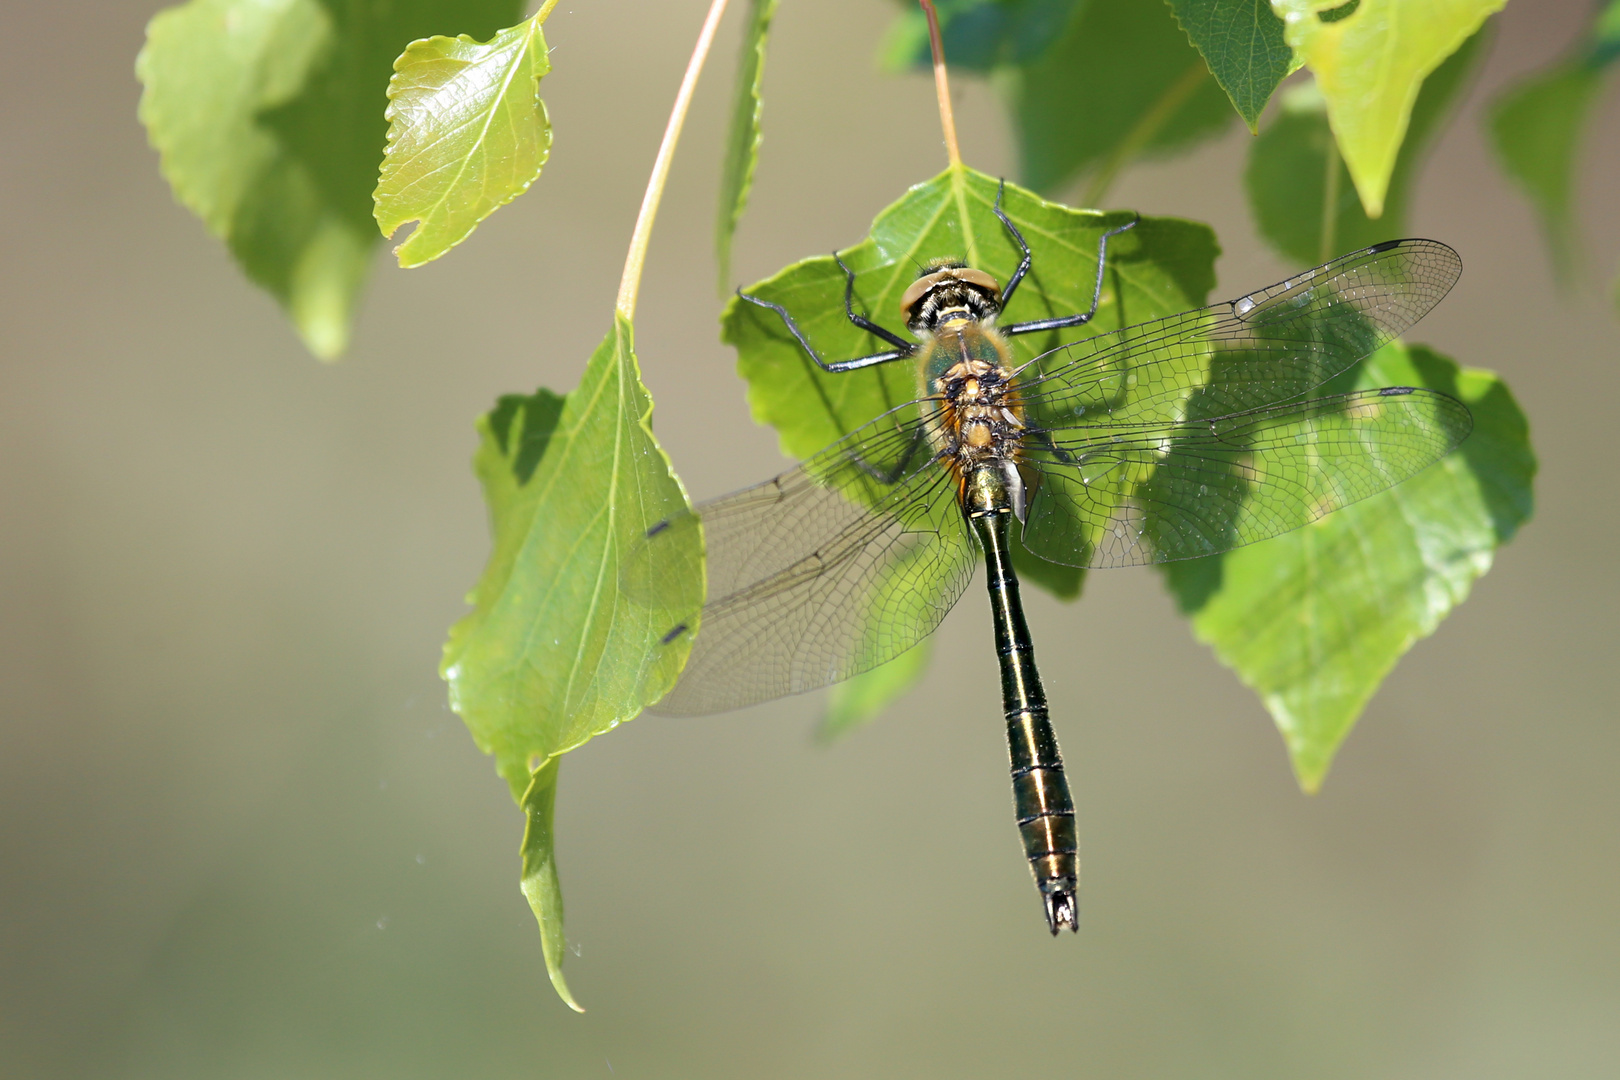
<box><xmin>1018</xmin><ymin>239</ymin><xmax>1463</xmax><ymax>429</ymax></box>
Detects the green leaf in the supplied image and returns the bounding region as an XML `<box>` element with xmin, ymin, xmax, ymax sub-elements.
<box><xmin>1004</xmin><ymin>0</ymin><xmax>1235</xmax><ymax>197</ymax></box>
<box><xmin>879</xmin><ymin>0</ymin><xmax>1080</xmax><ymax>73</ymax></box>
<box><xmin>444</xmin><ymin>315</ymin><xmax>699</xmax><ymax>1009</ymax></box>
<box><xmin>720</xmin><ymin>164</ymin><xmax>1218</xmax><ymax>607</ymax></box>
<box><xmin>1270</xmin><ymin>0</ymin><xmax>1505</xmax><ymax>218</ymax></box>
<box><xmin>820</xmin><ymin>639</ymin><xmax>933</xmax><ymax>741</ymax></box>
<box><xmin>374</xmin><ymin>15</ymin><xmax>553</xmax><ymax>268</ymax></box>
<box><xmin>1167</xmin><ymin>0</ymin><xmax>1297</xmax><ymax>131</ymax></box>
<box><xmin>1486</xmin><ymin>1</ymin><xmax>1620</xmax><ymax>282</ymax></box>
<box><xmin>518</xmin><ymin>756</ymin><xmax>581</xmax><ymax>1012</ymax></box>
<box><xmin>716</xmin><ymin>0</ymin><xmax>778</xmax><ymax>293</ymax></box>
<box><xmin>443</xmin><ymin>313</ymin><xmax>699</xmax><ymax>795</ymax></box>
<box><xmin>1163</xmin><ymin>342</ymin><xmax>1535</xmax><ymax>791</ymax></box>
<box><xmin>137</xmin><ymin>0</ymin><xmax>525</xmax><ymax>359</ymax></box>
<box><xmin>1245</xmin><ymin>25</ymin><xmax>1486</xmax><ymax>266</ymax></box>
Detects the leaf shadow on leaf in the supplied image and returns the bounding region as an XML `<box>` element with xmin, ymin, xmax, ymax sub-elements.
<box><xmin>488</xmin><ymin>388</ymin><xmax>566</xmax><ymax>484</ymax></box>
<box><xmin>1163</xmin><ymin>341</ymin><xmax>1534</xmax><ymax>790</ymax></box>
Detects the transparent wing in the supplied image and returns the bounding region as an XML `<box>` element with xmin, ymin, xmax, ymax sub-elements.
<box><xmin>1018</xmin><ymin>387</ymin><xmax>1475</xmax><ymax>568</ymax></box>
<box><xmin>1019</xmin><ymin>239</ymin><xmax>1463</xmax><ymax>427</ymax></box>
<box><xmin>637</xmin><ymin>404</ymin><xmax>978</xmax><ymax>716</ymax></box>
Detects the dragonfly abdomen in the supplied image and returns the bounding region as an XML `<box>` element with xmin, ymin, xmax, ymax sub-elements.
<box><xmin>963</xmin><ymin>464</ymin><xmax>1080</xmax><ymax>935</ymax></box>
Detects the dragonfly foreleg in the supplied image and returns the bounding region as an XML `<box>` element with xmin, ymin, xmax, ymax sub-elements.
<box><xmin>992</xmin><ymin>179</ymin><xmax>1033</xmax><ymax>310</ymax></box>
<box><xmin>736</xmin><ymin>289</ymin><xmax>911</xmax><ymax>373</ymax></box>
<box><xmin>835</xmin><ymin>252</ymin><xmax>914</xmax><ymax>351</ymax></box>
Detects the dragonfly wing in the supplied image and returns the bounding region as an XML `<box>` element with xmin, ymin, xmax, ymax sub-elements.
<box><xmin>637</xmin><ymin>407</ymin><xmax>978</xmax><ymax>716</ymax></box>
<box><xmin>1019</xmin><ymin>239</ymin><xmax>1463</xmax><ymax>428</ymax></box>
<box><xmin>1019</xmin><ymin>387</ymin><xmax>1474</xmax><ymax>567</ymax></box>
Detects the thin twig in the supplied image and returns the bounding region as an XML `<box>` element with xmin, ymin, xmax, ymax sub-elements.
<box><xmin>534</xmin><ymin>0</ymin><xmax>561</xmax><ymax>23</ymax></box>
<box><xmin>919</xmin><ymin>1</ymin><xmax>962</xmax><ymax>169</ymax></box>
<box><xmin>617</xmin><ymin>0</ymin><xmax>732</xmax><ymax>320</ymax></box>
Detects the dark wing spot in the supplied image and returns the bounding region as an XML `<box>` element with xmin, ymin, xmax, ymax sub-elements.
<box><xmin>660</xmin><ymin>623</ymin><xmax>689</xmax><ymax>645</ymax></box>
<box><xmin>646</xmin><ymin>520</ymin><xmax>671</xmax><ymax>538</ymax></box>
<box><xmin>1378</xmin><ymin>386</ymin><xmax>1415</xmax><ymax>396</ymax></box>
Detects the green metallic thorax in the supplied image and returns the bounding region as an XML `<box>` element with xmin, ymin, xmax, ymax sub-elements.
<box><xmin>916</xmin><ymin>316</ymin><xmax>1013</xmax><ymax>394</ymax></box>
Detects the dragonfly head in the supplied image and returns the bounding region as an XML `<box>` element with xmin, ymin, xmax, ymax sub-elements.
<box><xmin>900</xmin><ymin>260</ymin><xmax>1002</xmax><ymax>334</ymax></box>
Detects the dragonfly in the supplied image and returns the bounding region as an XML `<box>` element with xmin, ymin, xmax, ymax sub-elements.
<box><xmin>635</xmin><ymin>185</ymin><xmax>1472</xmax><ymax>934</ymax></box>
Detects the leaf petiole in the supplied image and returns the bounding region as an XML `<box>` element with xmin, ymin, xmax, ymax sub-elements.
<box><xmin>919</xmin><ymin>0</ymin><xmax>963</xmax><ymax>169</ymax></box>
<box><xmin>617</xmin><ymin>0</ymin><xmax>733</xmax><ymax>320</ymax></box>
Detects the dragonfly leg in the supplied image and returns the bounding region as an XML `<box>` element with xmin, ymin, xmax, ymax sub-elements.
<box><xmin>835</xmin><ymin>252</ymin><xmax>914</xmax><ymax>350</ymax></box>
<box><xmin>845</xmin><ymin>423</ymin><xmax>936</xmax><ymax>486</ymax></box>
<box><xmin>992</xmin><ymin>179</ymin><xmax>1033</xmax><ymax>309</ymax></box>
<box><xmin>735</xmin><ymin>289</ymin><xmax>911</xmax><ymax>373</ymax></box>
<box><xmin>1027</xmin><ymin>428</ymin><xmax>1081</xmax><ymax>467</ymax></box>
<box><xmin>1000</xmin><ymin>214</ymin><xmax>1139</xmax><ymax>338</ymax></box>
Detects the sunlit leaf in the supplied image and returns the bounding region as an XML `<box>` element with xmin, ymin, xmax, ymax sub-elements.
<box><xmin>1005</xmin><ymin>0</ymin><xmax>1234</xmax><ymax>197</ymax></box>
<box><xmin>375</xmin><ymin>14</ymin><xmax>553</xmax><ymax>268</ymax></box>
<box><xmin>444</xmin><ymin>315</ymin><xmax>699</xmax><ymax>794</ymax></box>
<box><xmin>443</xmin><ymin>316</ymin><xmax>700</xmax><ymax>1006</ymax></box>
<box><xmin>1167</xmin><ymin>0</ymin><xmax>1298</xmax><ymax>130</ymax></box>
<box><xmin>1163</xmin><ymin>343</ymin><xmax>1534</xmax><ymax>791</ymax></box>
<box><xmin>137</xmin><ymin>0</ymin><xmax>525</xmax><ymax>358</ymax></box>
<box><xmin>1246</xmin><ymin>26</ymin><xmax>1486</xmax><ymax>266</ymax></box>
<box><xmin>1270</xmin><ymin>0</ymin><xmax>1505</xmax><ymax>218</ymax></box>
<box><xmin>879</xmin><ymin>0</ymin><xmax>1079</xmax><ymax>73</ymax></box>
<box><xmin>518</xmin><ymin>756</ymin><xmax>581</xmax><ymax>1012</ymax></box>
<box><xmin>716</xmin><ymin>0</ymin><xmax>778</xmax><ymax>292</ymax></box>
<box><xmin>1486</xmin><ymin>0</ymin><xmax>1620</xmax><ymax>282</ymax></box>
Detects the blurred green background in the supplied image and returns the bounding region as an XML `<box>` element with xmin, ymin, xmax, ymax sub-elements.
<box><xmin>3</xmin><ymin>1</ymin><xmax>1618</xmax><ymax>1077</ymax></box>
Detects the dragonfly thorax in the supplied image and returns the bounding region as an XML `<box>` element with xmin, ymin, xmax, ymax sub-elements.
<box><xmin>922</xmin><ymin>321</ymin><xmax>1029</xmax><ymax>510</ymax></box>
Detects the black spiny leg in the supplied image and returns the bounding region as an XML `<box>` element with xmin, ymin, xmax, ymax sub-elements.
<box><xmin>993</xmin><ymin>181</ymin><xmax>1139</xmax><ymax>338</ymax></box>
<box><xmin>736</xmin><ymin>253</ymin><xmax>915</xmax><ymax>374</ymax></box>
<box><xmin>992</xmin><ymin>179</ymin><xmax>1034</xmax><ymax>309</ymax></box>
<box><xmin>835</xmin><ymin>253</ymin><xmax>913</xmax><ymax>351</ymax></box>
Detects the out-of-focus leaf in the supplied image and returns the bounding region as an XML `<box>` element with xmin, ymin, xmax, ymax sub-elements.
<box><xmin>821</xmin><ymin>641</ymin><xmax>933</xmax><ymax>741</ymax></box>
<box><xmin>720</xmin><ymin>165</ymin><xmax>1218</xmax><ymax>607</ymax></box>
<box><xmin>518</xmin><ymin>757</ymin><xmax>581</xmax><ymax>1012</ymax></box>
<box><xmin>443</xmin><ymin>314</ymin><xmax>699</xmax><ymax>796</ymax></box>
<box><xmin>1270</xmin><ymin>0</ymin><xmax>1505</xmax><ymax>219</ymax></box>
<box><xmin>1005</xmin><ymin>0</ymin><xmax>1234</xmax><ymax>197</ymax></box>
<box><xmin>880</xmin><ymin>0</ymin><xmax>1080</xmax><ymax>73</ymax></box>
<box><xmin>716</xmin><ymin>0</ymin><xmax>778</xmax><ymax>292</ymax></box>
<box><xmin>1246</xmin><ymin>26</ymin><xmax>1486</xmax><ymax>266</ymax></box>
<box><xmin>136</xmin><ymin>0</ymin><xmax>524</xmax><ymax>358</ymax></box>
<box><xmin>443</xmin><ymin>315</ymin><xmax>699</xmax><ymax>1009</ymax></box>
<box><xmin>375</xmin><ymin>14</ymin><xmax>553</xmax><ymax>268</ymax></box>
<box><xmin>1163</xmin><ymin>343</ymin><xmax>1535</xmax><ymax>791</ymax></box>
<box><xmin>1486</xmin><ymin>0</ymin><xmax>1620</xmax><ymax>282</ymax></box>
<box><xmin>1167</xmin><ymin>0</ymin><xmax>1298</xmax><ymax>130</ymax></box>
